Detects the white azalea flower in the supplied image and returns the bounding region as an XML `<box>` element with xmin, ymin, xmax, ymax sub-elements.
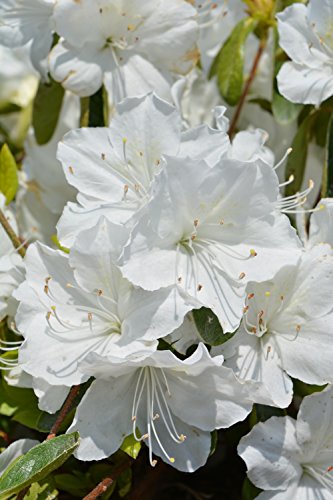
<box><xmin>68</xmin><ymin>343</ymin><xmax>254</xmax><ymax>471</ymax></box>
<box><xmin>277</xmin><ymin>0</ymin><xmax>333</xmax><ymax>106</ymax></box>
<box><xmin>49</xmin><ymin>0</ymin><xmax>198</xmax><ymax>99</ymax></box>
<box><xmin>219</xmin><ymin>245</ymin><xmax>333</xmax><ymax>407</ymax></box>
<box><xmin>0</xmin><ymin>0</ymin><xmax>55</xmax><ymax>77</ymax></box>
<box><xmin>0</xmin><ymin>45</ymin><xmax>38</xmax><ymax>109</ymax></box>
<box><xmin>57</xmin><ymin>93</ymin><xmax>229</xmax><ymax>247</ymax></box>
<box><xmin>238</xmin><ymin>385</ymin><xmax>333</xmax><ymax>499</ymax></box>
<box><xmin>14</xmin><ymin>217</ymin><xmax>197</xmax><ymax>386</ymax></box>
<box><xmin>120</xmin><ymin>155</ymin><xmax>301</xmax><ymax>333</ymax></box>
<box><xmin>0</xmin><ymin>195</ymin><xmax>24</xmax><ymax>324</ymax></box>
<box><xmin>22</xmin><ymin>91</ymin><xmax>79</xmax><ymax>216</ymax></box>
<box><xmin>0</xmin><ymin>439</ymin><xmax>40</xmax><ymax>476</ymax></box>
<box><xmin>308</xmin><ymin>198</ymin><xmax>333</xmax><ymax>248</ymax></box>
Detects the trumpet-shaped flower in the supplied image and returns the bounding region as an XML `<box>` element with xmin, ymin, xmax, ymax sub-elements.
<box><xmin>120</xmin><ymin>155</ymin><xmax>301</xmax><ymax>333</ymax></box>
<box><xmin>238</xmin><ymin>385</ymin><xmax>333</xmax><ymax>499</ymax></box>
<box><xmin>49</xmin><ymin>0</ymin><xmax>198</xmax><ymax>99</ymax></box>
<box><xmin>14</xmin><ymin>218</ymin><xmax>197</xmax><ymax>386</ymax></box>
<box><xmin>68</xmin><ymin>343</ymin><xmax>254</xmax><ymax>471</ymax></box>
<box><xmin>277</xmin><ymin>0</ymin><xmax>333</xmax><ymax>105</ymax></box>
<box><xmin>0</xmin><ymin>0</ymin><xmax>55</xmax><ymax>77</ymax></box>
<box><xmin>57</xmin><ymin>93</ymin><xmax>229</xmax><ymax>247</ymax></box>
<box><xmin>219</xmin><ymin>245</ymin><xmax>333</xmax><ymax>407</ymax></box>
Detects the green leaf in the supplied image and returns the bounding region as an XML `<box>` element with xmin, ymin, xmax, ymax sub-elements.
<box><xmin>0</xmin><ymin>144</ymin><xmax>18</xmax><ymax>204</ymax></box>
<box><xmin>322</xmin><ymin>115</ymin><xmax>333</xmax><ymax>198</ymax></box>
<box><xmin>272</xmin><ymin>91</ymin><xmax>303</xmax><ymax>125</ymax></box>
<box><xmin>117</xmin><ymin>468</ymin><xmax>132</xmax><ymax>498</ymax></box>
<box><xmin>242</xmin><ymin>477</ymin><xmax>262</xmax><ymax>500</ymax></box>
<box><xmin>254</xmin><ymin>404</ymin><xmax>286</xmax><ymax>423</ymax></box>
<box><xmin>0</xmin><ymin>433</ymin><xmax>80</xmax><ymax>498</ymax></box>
<box><xmin>284</xmin><ymin>112</ymin><xmax>316</xmax><ymax>197</ymax></box>
<box><xmin>209</xmin><ymin>18</ymin><xmax>257</xmax><ymax>105</ymax></box>
<box><xmin>192</xmin><ymin>308</ymin><xmax>235</xmax><ymax>346</ymax></box>
<box><xmin>120</xmin><ymin>434</ymin><xmax>141</xmax><ymax>460</ymax></box>
<box><xmin>0</xmin><ymin>378</ymin><xmax>42</xmax><ymax>430</ymax></box>
<box><xmin>32</xmin><ymin>79</ymin><xmax>65</xmax><ymax>145</ymax></box>
<box><xmin>293</xmin><ymin>379</ymin><xmax>326</xmax><ymax>397</ymax></box>
<box><xmin>24</xmin><ymin>478</ymin><xmax>58</xmax><ymax>500</ymax></box>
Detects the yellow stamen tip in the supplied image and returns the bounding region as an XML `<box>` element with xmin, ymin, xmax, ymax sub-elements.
<box><xmin>169</xmin><ymin>457</ymin><xmax>175</xmax><ymax>463</ymax></box>
<box><xmin>122</xmin><ymin>137</ymin><xmax>127</xmax><ymax>144</ymax></box>
<box><xmin>265</xmin><ymin>291</ymin><xmax>271</xmax><ymax>297</ymax></box>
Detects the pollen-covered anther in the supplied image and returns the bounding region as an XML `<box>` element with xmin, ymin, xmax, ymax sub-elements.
<box><xmin>239</xmin><ymin>272</ymin><xmax>246</xmax><ymax>280</ymax></box>
<box><xmin>296</xmin><ymin>324</ymin><xmax>301</xmax><ymax>333</ymax></box>
<box><xmin>122</xmin><ymin>137</ymin><xmax>127</xmax><ymax>144</ymax></box>
<box><xmin>250</xmin><ymin>249</ymin><xmax>257</xmax><ymax>257</ymax></box>
<box><xmin>97</xmin><ymin>289</ymin><xmax>103</xmax><ymax>296</ymax></box>
<box><xmin>326</xmin><ymin>466</ymin><xmax>333</xmax><ymax>472</ymax></box>
<box><xmin>44</xmin><ymin>285</ymin><xmax>49</xmax><ymax>294</ymax></box>
<box><xmin>169</xmin><ymin>457</ymin><xmax>175</xmax><ymax>463</ymax></box>
<box><xmin>191</xmin><ymin>234</ymin><xmax>196</xmax><ymax>241</ymax></box>
<box><xmin>194</xmin><ymin>219</ymin><xmax>199</xmax><ymax>227</ymax></box>
<box><xmin>88</xmin><ymin>312</ymin><xmax>93</xmax><ymax>322</ymax></box>
<box><xmin>280</xmin><ymin>295</ymin><xmax>284</xmax><ymax>301</ymax></box>
<box><xmin>123</xmin><ymin>184</ymin><xmax>129</xmax><ymax>197</ymax></box>
<box><xmin>131</xmin><ymin>415</ymin><xmax>136</xmax><ymax>421</ymax></box>
<box><xmin>248</xmin><ymin>293</ymin><xmax>254</xmax><ymax>300</ymax></box>
<box><xmin>68</xmin><ymin>166</ymin><xmax>74</xmax><ymax>174</ymax></box>
<box><xmin>152</xmin><ymin>460</ymin><xmax>158</xmax><ymax>467</ymax></box>
<box><xmin>101</xmin><ymin>153</ymin><xmax>106</xmax><ymax>160</ymax></box>
<box><xmin>46</xmin><ymin>311</ymin><xmax>51</xmax><ymax>320</ymax></box>
<box><xmin>267</xmin><ymin>345</ymin><xmax>272</xmax><ymax>355</ymax></box>
<box><xmin>142</xmin><ymin>433</ymin><xmax>149</xmax><ymax>440</ymax></box>
<box><xmin>179</xmin><ymin>434</ymin><xmax>186</xmax><ymax>442</ymax></box>
<box><xmin>45</xmin><ymin>276</ymin><xmax>51</xmax><ymax>284</ymax></box>
<box><xmin>197</xmin><ymin>283</ymin><xmax>203</xmax><ymax>291</ymax></box>
<box><xmin>243</xmin><ymin>305</ymin><xmax>249</xmax><ymax>313</ymax></box>
<box><xmin>51</xmin><ymin>305</ymin><xmax>56</xmax><ymax>312</ymax></box>
<box><xmin>177</xmin><ymin>276</ymin><xmax>182</xmax><ymax>283</ymax></box>
<box><xmin>127</xmin><ymin>24</ymin><xmax>135</xmax><ymax>31</ymax></box>
<box><xmin>265</xmin><ymin>291</ymin><xmax>271</xmax><ymax>297</ymax></box>
<box><xmin>153</xmin><ymin>413</ymin><xmax>160</xmax><ymax>420</ymax></box>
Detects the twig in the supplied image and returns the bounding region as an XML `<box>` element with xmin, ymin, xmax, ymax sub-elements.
<box><xmin>0</xmin><ymin>209</ymin><xmax>26</xmax><ymax>258</ymax></box>
<box><xmin>83</xmin><ymin>460</ymin><xmax>131</xmax><ymax>500</ymax></box>
<box><xmin>228</xmin><ymin>37</ymin><xmax>267</xmax><ymax>138</ymax></box>
<box><xmin>47</xmin><ymin>385</ymin><xmax>81</xmax><ymax>440</ymax></box>
<box><xmin>16</xmin><ymin>486</ymin><xmax>30</xmax><ymax>500</ymax></box>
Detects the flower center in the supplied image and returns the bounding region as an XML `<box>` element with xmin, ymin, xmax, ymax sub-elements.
<box><xmin>131</xmin><ymin>367</ymin><xmax>186</xmax><ymax>467</ymax></box>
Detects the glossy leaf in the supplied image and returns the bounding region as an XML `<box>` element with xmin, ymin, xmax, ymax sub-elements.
<box><xmin>120</xmin><ymin>434</ymin><xmax>141</xmax><ymax>460</ymax></box>
<box><xmin>0</xmin><ymin>433</ymin><xmax>80</xmax><ymax>498</ymax></box>
<box><xmin>0</xmin><ymin>144</ymin><xmax>18</xmax><ymax>204</ymax></box>
<box><xmin>32</xmin><ymin>79</ymin><xmax>65</xmax><ymax>145</ymax></box>
<box><xmin>193</xmin><ymin>308</ymin><xmax>235</xmax><ymax>346</ymax></box>
<box><xmin>209</xmin><ymin>18</ymin><xmax>257</xmax><ymax>105</ymax></box>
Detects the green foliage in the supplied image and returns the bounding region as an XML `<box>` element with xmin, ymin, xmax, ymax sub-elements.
<box><xmin>284</xmin><ymin>111</ymin><xmax>316</xmax><ymax>197</ymax></box>
<box><xmin>24</xmin><ymin>478</ymin><xmax>58</xmax><ymax>500</ymax></box>
<box><xmin>272</xmin><ymin>91</ymin><xmax>302</xmax><ymax>125</ymax></box>
<box><xmin>32</xmin><ymin>79</ymin><xmax>65</xmax><ymax>145</ymax></box>
<box><xmin>242</xmin><ymin>477</ymin><xmax>262</xmax><ymax>500</ymax></box>
<box><xmin>192</xmin><ymin>308</ymin><xmax>235</xmax><ymax>346</ymax></box>
<box><xmin>0</xmin><ymin>433</ymin><xmax>80</xmax><ymax>498</ymax></box>
<box><xmin>0</xmin><ymin>144</ymin><xmax>18</xmax><ymax>204</ymax></box>
<box><xmin>117</xmin><ymin>468</ymin><xmax>132</xmax><ymax>498</ymax></box>
<box><xmin>322</xmin><ymin>115</ymin><xmax>333</xmax><ymax>198</ymax></box>
<box><xmin>209</xmin><ymin>18</ymin><xmax>257</xmax><ymax>106</ymax></box>
<box><xmin>0</xmin><ymin>378</ymin><xmax>42</xmax><ymax>430</ymax></box>
<box><xmin>120</xmin><ymin>434</ymin><xmax>141</xmax><ymax>460</ymax></box>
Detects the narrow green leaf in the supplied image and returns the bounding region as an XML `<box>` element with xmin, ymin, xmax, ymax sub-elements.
<box><xmin>272</xmin><ymin>91</ymin><xmax>303</xmax><ymax>125</ymax></box>
<box><xmin>209</xmin><ymin>18</ymin><xmax>257</xmax><ymax>105</ymax></box>
<box><xmin>0</xmin><ymin>433</ymin><xmax>80</xmax><ymax>498</ymax></box>
<box><xmin>322</xmin><ymin>115</ymin><xmax>333</xmax><ymax>198</ymax></box>
<box><xmin>192</xmin><ymin>308</ymin><xmax>235</xmax><ymax>346</ymax></box>
<box><xmin>32</xmin><ymin>79</ymin><xmax>65</xmax><ymax>145</ymax></box>
<box><xmin>0</xmin><ymin>144</ymin><xmax>18</xmax><ymax>204</ymax></box>
<box><xmin>285</xmin><ymin>112</ymin><xmax>316</xmax><ymax>197</ymax></box>
<box><xmin>120</xmin><ymin>434</ymin><xmax>141</xmax><ymax>460</ymax></box>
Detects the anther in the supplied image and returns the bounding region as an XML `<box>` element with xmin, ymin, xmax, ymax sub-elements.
<box><xmin>197</xmin><ymin>284</ymin><xmax>203</xmax><ymax>291</ymax></box>
<box><xmin>239</xmin><ymin>272</ymin><xmax>246</xmax><ymax>280</ymax></box>
<box><xmin>97</xmin><ymin>289</ymin><xmax>103</xmax><ymax>296</ymax></box>
<box><xmin>51</xmin><ymin>306</ymin><xmax>56</xmax><ymax>312</ymax></box>
<box><xmin>219</xmin><ymin>219</ymin><xmax>224</xmax><ymax>225</ymax></box>
<box><xmin>45</xmin><ymin>276</ymin><xmax>51</xmax><ymax>284</ymax></box>
<box><xmin>88</xmin><ymin>312</ymin><xmax>93</xmax><ymax>322</ymax></box>
<box><xmin>179</xmin><ymin>434</ymin><xmax>186</xmax><ymax>441</ymax></box>
<box><xmin>296</xmin><ymin>324</ymin><xmax>301</xmax><ymax>333</ymax></box>
<box><xmin>153</xmin><ymin>414</ymin><xmax>160</xmax><ymax>420</ymax></box>
<box><xmin>247</xmin><ymin>293</ymin><xmax>254</xmax><ymax>300</ymax></box>
<box><xmin>243</xmin><ymin>306</ymin><xmax>249</xmax><ymax>313</ymax></box>
<box><xmin>142</xmin><ymin>433</ymin><xmax>149</xmax><ymax>440</ymax></box>
<box><xmin>327</xmin><ymin>466</ymin><xmax>333</xmax><ymax>472</ymax></box>
<box><xmin>194</xmin><ymin>219</ymin><xmax>199</xmax><ymax>227</ymax></box>
<box><xmin>280</xmin><ymin>295</ymin><xmax>284</xmax><ymax>301</ymax></box>
<box><xmin>44</xmin><ymin>285</ymin><xmax>49</xmax><ymax>294</ymax></box>
<box><xmin>127</xmin><ymin>24</ymin><xmax>135</xmax><ymax>31</ymax></box>
<box><xmin>131</xmin><ymin>415</ymin><xmax>136</xmax><ymax>421</ymax></box>
<box><xmin>152</xmin><ymin>460</ymin><xmax>158</xmax><ymax>467</ymax></box>
<box><xmin>265</xmin><ymin>291</ymin><xmax>271</xmax><ymax>297</ymax></box>
<box><xmin>250</xmin><ymin>249</ymin><xmax>257</xmax><ymax>257</ymax></box>
<box><xmin>267</xmin><ymin>345</ymin><xmax>272</xmax><ymax>355</ymax></box>
<box><xmin>169</xmin><ymin>457</ymin><xmax>175</xmax><ymax>463</ymax></box>
<box><xmin>191</xmin><ymin>234</ymin><xmax>196</xmax><ymax>240</ymax></box>
<box><xmin>177</xmin><ymin>276</ymin><xmax>182</xmax><ymax>283</ymax></box>
<box><xmin>68</xmin><ymin>166</ymin><xmax>74</xmax><ymax>174</ymax></box>
<box><xmin>46</xmin><ymin>311</ymin><xmax>51</xmax><ymax>320</ymax></box>
<box><xmin>101</xmin><ymin>153</ymin><xmax>106</xmax><ymax>160</ymax></box>
<box><xmin>251</xmin><ymin>327</ymin><xmax>257</xmax><ymax>334</ymax></box>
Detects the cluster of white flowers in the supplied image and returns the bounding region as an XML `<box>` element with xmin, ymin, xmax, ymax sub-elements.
<box><xmin>1</xmin><ymin>0</ymin><xmax>333</xmax><ymax>496</ymax></box>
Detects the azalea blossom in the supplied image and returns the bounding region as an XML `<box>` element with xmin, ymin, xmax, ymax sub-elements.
<box><xmin>0</xmin><ymin>0</ymin><xmax>55</xmax><ymax>77</ymax></box>
<box><xmin>56</xmin><ymin>93</ymin><xmax>229</xmax><ymax>247</ymax></box>
<box><xmin>14</xmin><ymin>217</ymin><xmax>197</xmax><ymax>386</ymax></box>
<box><xmin>49</xmin><ymin>0</ymin><xmax>198</xmax><ymax>100</ymax></box>
<box><xmin>120</xmin><ymin>154</ymin><xmax>301</xmax><ymax>333</ymax></box>
<box><xmin>238</xmin><ymin>385</ymin><xmax>333</xmax><ymax>499</ymax></box>
<box><xmin>0</xmin><ymin>195</ymin><xmax>24</xmax><ymax>323</ymax></box>
<box><xmin>68</xmin><ymin>343</ymin><xmax>254</xmax><ymax>471</ymax></box>
<box><xmin>307</xmin><ymin>198</ymin><xmax>333</xmax><ymax>248</ymax></box>
<box><xmin>219</xmin><ymin>244</ymin><xmax>333</xmax><ymax>407</ymax></box>
<box><xmin>277</xmin><ymin>0</ymin><xmax>333</xmax><ymax>106</ymax></box>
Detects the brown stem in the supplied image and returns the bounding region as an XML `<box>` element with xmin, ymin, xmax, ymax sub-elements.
<box><xmin>47</xmin><ymin>385</ymin><xmax>81</xmax><ymax>440</ymax></box>
<box><xmin>16</xmin><ymin>486</ymin><xmax>30</xmax><ymax>500</ymax></box>
<box><xmin>83</xmin><ymin>460</ymin><xmax>131</xmax><ymax>500</ymax></box>
<box><xmin>228</xmin><ymin>37</ymin><xmax>267</xmax><ymax>138</ymax></box>
<box><xmin>0</xmin><ymin>209</ymin><xmax>26</xmax><ymax>258</ymax></box>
